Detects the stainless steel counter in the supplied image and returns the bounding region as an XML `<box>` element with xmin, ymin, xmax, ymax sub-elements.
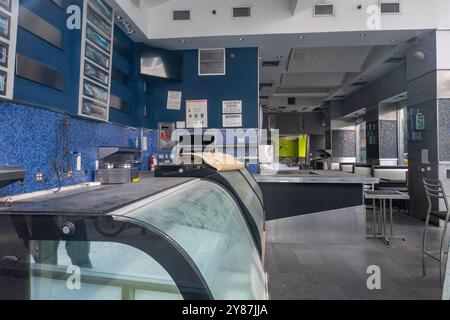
<box><xmin>255</xmin><ymin>170</ymin><xmax>379</xmax><ymax>184</ymax></box>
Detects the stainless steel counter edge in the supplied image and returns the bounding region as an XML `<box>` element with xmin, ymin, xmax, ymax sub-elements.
<box><xmin>254</xmin><ymin>175</ymin><xmax>380</xmax><ymax>184</ymax></box>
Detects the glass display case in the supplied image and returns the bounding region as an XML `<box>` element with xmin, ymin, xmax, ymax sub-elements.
<box><xmin>0</xmin><ymin>178</ymin><xmax>267</xmax><ymax>300</ymax></box>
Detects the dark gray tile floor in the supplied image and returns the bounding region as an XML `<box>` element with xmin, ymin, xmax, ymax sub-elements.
<box><xmin>266</xmin><ymin>211</ymin><xmax>449</xmax><ymax>300</ymax></box>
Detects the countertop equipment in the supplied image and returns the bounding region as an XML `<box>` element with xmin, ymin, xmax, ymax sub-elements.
<box><xmin>95</xmin><ymin>146</ymin><xmax>140</xmax><ymax>184</ymax></box>
<box><xmin>0</xmin><ymin>167</ymin><xmax>25</xmax><ymax>189</ymax></box>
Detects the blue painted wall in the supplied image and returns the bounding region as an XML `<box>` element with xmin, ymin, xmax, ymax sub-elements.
<box><xmin>145</xmin><ymin>48</ymin><xmax>259</xmax><ymax>129</ymax></box>
<box><xmin>14</xmin><ymin>0</ymin><xmax>83</xmax><ymax>115</ymax></box>
<box><xmin>109</xmin><ymin>27</ymin><xmax>146</xmax><ymax>127</ymax></box>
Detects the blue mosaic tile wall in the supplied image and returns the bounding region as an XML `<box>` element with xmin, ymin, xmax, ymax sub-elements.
<box><xmin>0</xmin><ymin>102</ymin><xmax>156</xmax><ymax>196</ymax></box>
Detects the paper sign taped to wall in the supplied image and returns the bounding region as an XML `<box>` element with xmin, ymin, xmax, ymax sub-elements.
<box><xmin>186</xmin><ymin>100</ymin><xmax>208</xmax><ymax>128</ymax></box>
<box><xmin>167</xmin><ymin>91</ymin><xmax>182</xmax><ymax>110</ymax></box>
<box><xmin>222</xmin><ymin>114</ymin><xmax>242</xmax><ymax>128</ymax></box>
<box><xmin>222</xmin><ymin>100</ymin><xmax>242</xmax><ymax>114</ymax></box>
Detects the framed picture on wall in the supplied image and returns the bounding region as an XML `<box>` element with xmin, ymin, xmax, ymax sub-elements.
<box><xmin>0</xmin><ymin>11</ymin><xmax>10</xmax><ymax>40</ymax></box>
<box><xmin>0</xmin><ymin>69</ymin><xmax>7</xmax><ymax>96</ymax></box>
<box><xmin>84</xmin><ymin>61</ymin><xmax>109</xmax><ymax>85</ymax></box>
<box><xmin>0</xmin><ymin>39</ymin><xmax>8</xmax><ymax>67</ymax></box>
<box><xmin>85</xmin><ymin>43</ymin><xmax>109</xmax><ymax>69</ymax></box>
<box><xmin>0</xmin><ymin>0</ymin><xmax>11</xmax><ymax>12</ymax></box>
<box><xmin>87</xmin><ymin>6</ymin><xmax>112</xmax><ymax>37</ymax></box>
<box><xmin>83</xmin><ymin>80</ymin><xmax>108</xmax><ymax>103</ymax></box>
<box><xmin>89</xmin><ymin>0</ymin><xmax>113</xmax><ymax>21</ymax></box>
<box><xmin>81</xmin><ymin>98</ymin><xmax>107</xmax><ymax>119</ymax></box>
<box><xmin>86</xmin><ymin>25</ymin><xmax>110</xmax><ymax>53</ymax></box>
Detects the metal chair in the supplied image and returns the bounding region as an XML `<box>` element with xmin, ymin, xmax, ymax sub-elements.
<box><xmin>421</xmin><ymin>178</ymin><xmax>450</xmax><ymax>287</ymax></box>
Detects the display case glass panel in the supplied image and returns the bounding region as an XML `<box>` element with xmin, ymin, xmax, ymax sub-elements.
<box><xmin>219</xmin><ymin>171</ymin><xmax>265</xmax><ymax>238</ymax></box>
<box><xmin>123</xmin><ymin>180</ymin><xmax>266</xmax><ymax>300</ymax></box>
<box><xmin>30</xmin><ymin>241</ymin><xmax>183</xmax><ymax>300</ymax></box>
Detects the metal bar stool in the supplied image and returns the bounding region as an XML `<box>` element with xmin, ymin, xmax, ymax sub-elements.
<box><xmin>422</xmin><ymin>178</ymin><xmax>450</xmax><ymax>287</ymax></box>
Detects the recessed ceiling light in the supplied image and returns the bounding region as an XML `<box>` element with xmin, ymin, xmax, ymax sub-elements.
<box><xmin>360</xmin><ymin>33</ymin><xmax>367</xmax><ymax>38</ymax></box>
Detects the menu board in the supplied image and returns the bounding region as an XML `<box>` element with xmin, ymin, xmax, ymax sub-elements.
<box><xmin>186</xmin><ymin>100</ymin><xmax>208</xmax><ymax>128</ymax></box>
<box><xmin>78</xmin><ymin>0</ymin><xmax>114</xmax><ymax>122</ymax></box>
<box><xmin>0</xmin><ymin>0</ymin><xmax>18</xmax><ymax>100</ymax></box>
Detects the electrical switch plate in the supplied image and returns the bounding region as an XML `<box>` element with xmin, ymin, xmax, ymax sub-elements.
<box><xmin>35</xmin><ymin>172</ymin><xmax>43</xmax><ymax>182</ymax></box>
<box><xmin>76</xmin><ymin>154</ymin><xmax>82</xmax><ymax>171</ymax></box>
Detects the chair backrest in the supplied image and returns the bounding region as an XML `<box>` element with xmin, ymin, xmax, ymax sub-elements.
<box><xmin>373</xmin><ymin>166</ymin><xmax>408</xmax><ymax>181</ymax></box>
<box><xmin>423</xmin><ymin>178</ymin><xmax>449</xmax><ymax>211</ymax></box>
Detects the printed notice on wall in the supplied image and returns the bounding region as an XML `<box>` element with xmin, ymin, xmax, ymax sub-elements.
<box><xmin>176</xmin><ymin>121</ymin><xmax>186</xmax><ymax>129</ymax></box>
<box><xmin>167</xmin><ymin>91</ymin><xmax>182</xmax><ymax>110</ymax></box>
<box><xmin>223</xmin><ymin>114</ymin><xmax>242</xmax><ymax>128</ymax></box>
<box><xmin>186</xmin><ymin>100</ymin><xmax>208</xmax><ymax>128</ymax></box>
<box><xmin>222</xmin><ymin>100</ymin><xmax>242</xmax><ymax>114</ymax></box>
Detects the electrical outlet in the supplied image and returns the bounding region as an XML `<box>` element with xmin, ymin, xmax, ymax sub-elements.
<box><xmin>67</xmin><ymin>171</ymin><xmax>73</xmax><ymax>178</ymax></box>
<box><xmin>35</xmin><ymin>172</ymin><xmax>43</xmax><ymax>183</ymax></box>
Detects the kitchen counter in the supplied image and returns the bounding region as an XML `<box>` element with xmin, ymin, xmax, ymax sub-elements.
<box><xmin>256</xmin><ymin>170</ymin><xmax>373</xmax><ymax>245</ymax></box>
<box><xmin>255</xmin><ymin>170</ymin><xmax>379</xmax><ymax>184</ymax></box>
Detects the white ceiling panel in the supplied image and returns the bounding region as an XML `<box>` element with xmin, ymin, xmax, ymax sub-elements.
<box><xmin>281</xmin><ymin>72</ymin><xmax>345</xmax><ymax>87</ymax></box>
<box><xmin>288</xmin><ymin>46</ymin><xmax>373</xmax><ymax>73</ymax></box>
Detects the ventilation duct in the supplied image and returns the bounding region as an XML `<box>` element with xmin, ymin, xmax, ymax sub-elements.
<box><xmin>233</xmin><ymin>7</ymin><xmax>251</xmax><ymax>18</ymax></box>
<box><xmin>173</xmin><ymin>10</ymin><xmax>190</xmax><ymax>21</ymax></box>
<box><xmin>198</xmin><ymin>49</ymin><xmax>225</xmax><ymax>75</ymax></box>
<box><xmin>380</xmin><ymin>2</ymin><xmax>400</xmax><ymax>14</ymax></box>
<box><xmin>262</xmin><ymin>60</ymin><xmax>281</xmax><ymax>67</ymax></box>
<box><xmin>313</xmin><ymin>4</ymin><xmax>334</xmax><ymax>16</ymax></box>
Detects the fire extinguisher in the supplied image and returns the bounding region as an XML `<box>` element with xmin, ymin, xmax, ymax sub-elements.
<box><xmin>149</xmin><ymin>155</ymin><xmax>157</xmax><ymax>172</ymax></box>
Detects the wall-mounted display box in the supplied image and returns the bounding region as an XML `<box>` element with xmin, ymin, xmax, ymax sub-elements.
<box><xmin>78</xmin><ymin>0</ymin><xmax>114</xmax><ymax>122</ymax></box>
<box><xmin>0</xmin><ymin>0</ymin><xmax>18</xmax><ymax>100</ymax></box>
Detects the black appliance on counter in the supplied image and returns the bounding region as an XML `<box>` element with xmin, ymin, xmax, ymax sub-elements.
<box><xmin>95</xmin><ymin>147</ymin><xmax>140</xmax><ymax>184</ymax></box>
<box><xmin>0</xmin><ymin>167</ymin><xmax>25</xmax><ymax>189</ymax></box>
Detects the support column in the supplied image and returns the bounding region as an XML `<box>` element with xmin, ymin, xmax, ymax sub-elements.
<box><xmin>330</xmin><ymin>120</ymin><xmax>356</xmax><ymax>170</ymax></box>
<box><xmin>406</xmin><ymin>30</ymin><xmax>450</xmax><ymax>219</ymax></box>
<box><xmin>365</xmin><ymin>104</ymin><xmax>399</xmax><ymax>165</ymax></box>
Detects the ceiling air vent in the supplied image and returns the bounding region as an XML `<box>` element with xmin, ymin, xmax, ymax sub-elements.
<box><xmin>313</xmin><ymin>4</ymin><xmax>334</xmax><ymax>16</ymax></box>
<box><xmin>198</xmin><ymin>49</ymin><xmax>225</xmax><ymax>76</ymax></box>
<box><xmin>384</xmin><ymin>57</ymin><xmax>406</xmax><ymax>64</ymax></box>
<box><xmin>259</xmin><ymin>83</ymin><xmax>273</xmax><ymax>90</ymax></box>
<box><xmin>380</xmin><ymin>2</ymin><xmax>400</xmax><ymax>14</ymax></box>
<box><xmin>173</xmin><ymin>10</ymin><xmax>191</xmax><ymax>21</ymax></box>
<box><xmin>233</xmin><ymin>7</ymin><xmax>251</xmax><ymax>18</ymax></box>
<box><xmin>262</xmin><ymin>60</ymin><xmax>281</xmax><ymax>67</ymax></box>
<box><xmin>351</xmin><ymin>81</ymin><xmax>368</xmax><ymax>87</ymax></box>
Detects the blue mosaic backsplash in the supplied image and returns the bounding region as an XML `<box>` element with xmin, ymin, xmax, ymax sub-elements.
<box><xmin>0</xmin><ymin>101</ymin><xmax>155</xmax><ymax>196</ymax></box>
